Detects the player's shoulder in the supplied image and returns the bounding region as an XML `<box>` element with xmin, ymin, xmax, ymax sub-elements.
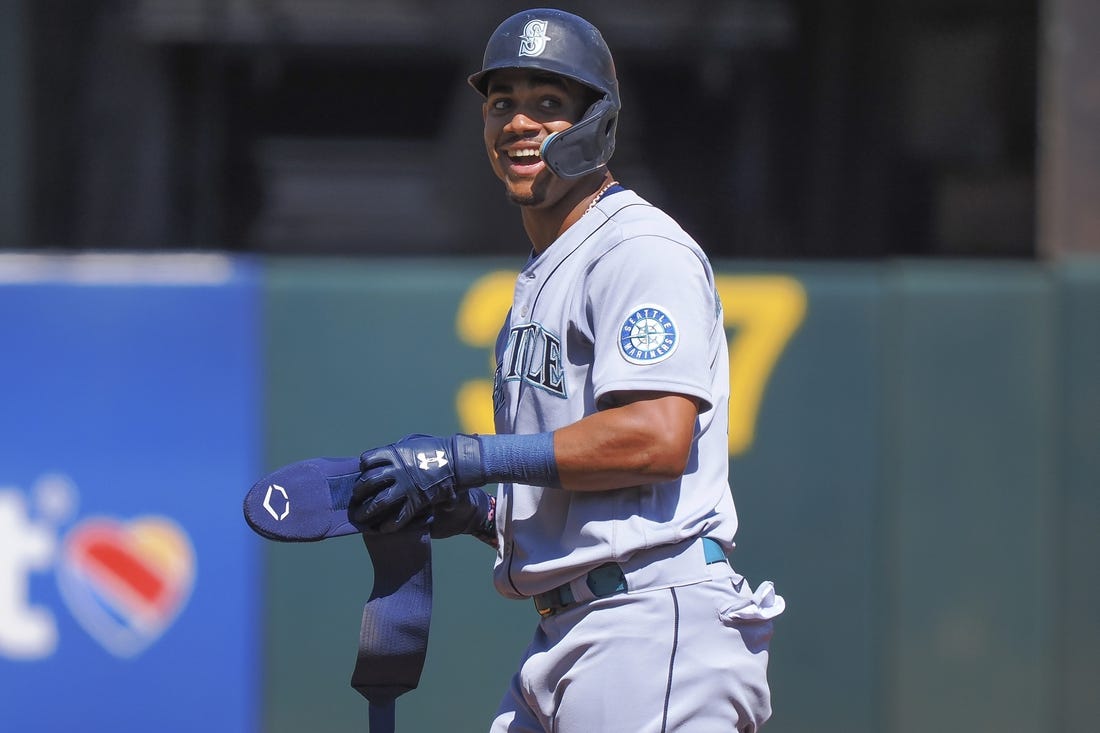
<box><xmin>599</xmin><ymin>190</ymin><xmax>690</xmax><ymax>240</ymax></box>
<box><xmin>592</xmin><ymin>190</ymin><xmax>710</xmax><ymax>265</ymax></box>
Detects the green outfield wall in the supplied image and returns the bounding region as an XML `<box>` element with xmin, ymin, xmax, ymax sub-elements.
<box><xmin>260</xmin><ymin>258</ymin><xmax>1100</xmax><ymax>733</ymax></box>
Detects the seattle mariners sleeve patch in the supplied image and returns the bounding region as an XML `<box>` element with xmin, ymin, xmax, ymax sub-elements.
<box><xmin>618</xmin><ymin>304</ymin><xmax>678</xmax><ymax>365</ymax></box>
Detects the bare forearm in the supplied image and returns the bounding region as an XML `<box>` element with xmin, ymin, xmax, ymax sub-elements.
<box><xmin>553</xmin><ymin>393</ymin><xmax>698</xmax><ymax>492</ymax></box>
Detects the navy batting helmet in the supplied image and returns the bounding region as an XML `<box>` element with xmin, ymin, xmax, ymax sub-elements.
<box><xmin>469</xmin><ymin>8</ymin><xmax>620</xmax><ymax>179</ymax></box>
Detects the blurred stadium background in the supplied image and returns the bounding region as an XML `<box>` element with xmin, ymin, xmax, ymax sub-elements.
<box><xmin>1</xmin><ymin>1</ymin><xmax>1097</xmax><ymax>732</ymax></box>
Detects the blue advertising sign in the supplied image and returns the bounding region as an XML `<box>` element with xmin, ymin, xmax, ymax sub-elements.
<box><xmin>0</xmin><ymin>254</ymin><xmax>261</xmax><ymax>732</ymax></box>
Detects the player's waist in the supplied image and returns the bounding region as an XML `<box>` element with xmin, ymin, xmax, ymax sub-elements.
<box><xmin>532</xmin><ymin>536</ymin><xmax>729</xmax><ymax>617</ymax></box>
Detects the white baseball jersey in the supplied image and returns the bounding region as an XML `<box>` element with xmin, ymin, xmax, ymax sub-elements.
<box><xmin>490</xmin><ymin>188</ymin><xmax>738</xmax><ymax>599</ymax></box>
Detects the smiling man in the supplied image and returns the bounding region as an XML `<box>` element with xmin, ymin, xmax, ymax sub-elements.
<box><xmin>347</xmin><ymin>8</ymin><xmax>784</xmax><ymax>732</ymax></box>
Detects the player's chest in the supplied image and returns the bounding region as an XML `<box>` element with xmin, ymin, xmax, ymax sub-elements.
<box><xmin>492</xmin><ymin>281</ymin><xmax>592</xmax><ymax>413</ymax></box>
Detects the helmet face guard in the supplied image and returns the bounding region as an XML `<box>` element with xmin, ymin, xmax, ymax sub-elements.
<box><xmin>539</xmin><ymin>99</ymin><xmax>618</xmax><ymax>179</ymax></box>
<box><xmin>469</xmin><ymin>9</ymin><xmax>620</xmax><ymax>179</ymax></box>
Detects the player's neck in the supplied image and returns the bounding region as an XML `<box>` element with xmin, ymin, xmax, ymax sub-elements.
<box><xmin>522</xmin><ymin>172</ymin><xmax>615</xmax><ymax>254</ymax></box>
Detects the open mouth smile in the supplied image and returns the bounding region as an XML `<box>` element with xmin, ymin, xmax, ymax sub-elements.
<box><xmin>503</xmin><ymin>147</ymin><xmax>545</xmax><ymax>174</ymax></box>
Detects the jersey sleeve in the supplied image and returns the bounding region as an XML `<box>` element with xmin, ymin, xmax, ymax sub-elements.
<box><xmin>584</xmin><ymin>234</ymin><xmax>720</xmax><ymax>412</ymax></box>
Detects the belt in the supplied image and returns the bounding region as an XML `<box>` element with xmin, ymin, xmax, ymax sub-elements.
<box><xmin>533</xmin><ymin>538</ymin><xmax>728</xmax><ymax>617</ymax></box>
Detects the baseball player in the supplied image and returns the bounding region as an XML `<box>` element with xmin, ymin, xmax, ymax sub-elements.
<box><xmin>348</xmin><ymin>8</ymin><xmax>784</xmax><ymax>732</ymax></box>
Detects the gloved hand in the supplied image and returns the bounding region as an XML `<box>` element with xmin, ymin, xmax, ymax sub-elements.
<box><xmin>349</xmin><ymin>433</ymin><xmax>486</xmax><ymax>533</ymax></box>
<box><xmin>429</xmin><ymin>487</ymin><xmax>496</xmax><ymax>542</ymax></box>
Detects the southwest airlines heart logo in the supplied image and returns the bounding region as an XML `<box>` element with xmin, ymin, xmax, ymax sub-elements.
<box><xmin>56</xmin><ymin>516</ymin><xmax>196</xmax><ymax>657</ymax></box>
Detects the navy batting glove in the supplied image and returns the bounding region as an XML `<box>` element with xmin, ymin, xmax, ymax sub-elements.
<box><xmin>429</xmin><ymin>487</ymin><xmax>496</xmax><ymax>542</ymax></box>
<box><xmin>349</xmin><ymin>434</ymin><xmax>486</xmax><ymax>533</ymax></box>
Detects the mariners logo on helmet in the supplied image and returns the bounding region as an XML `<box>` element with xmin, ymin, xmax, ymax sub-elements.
<box><xmin>519</xmin><ymin>19</ymin><xmax>551</xmax><ymax>57</ymax></box>
<box><xmin>619</xmin><ymin>305</ymin><xmax>679</xmax><ymax>365</ymax></box>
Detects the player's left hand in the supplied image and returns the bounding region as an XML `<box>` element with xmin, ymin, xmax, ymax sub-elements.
<box><xmin>349</xmin><ymin>433</ymin><xmax>485</xmax><ymax>533</ymax></box>
<box><xmin>429</xmin><ymin>487</ymin><xmax>495</xmax><ymax>541</ymax></box>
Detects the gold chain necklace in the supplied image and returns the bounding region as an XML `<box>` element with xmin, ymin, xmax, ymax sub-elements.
<box><xmin>585</xmin><ymin>179</ymin><xmax>619</xmax><ymax>214</ymax></box>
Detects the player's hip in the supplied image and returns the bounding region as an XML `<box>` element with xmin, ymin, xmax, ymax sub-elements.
<box><xmin>497</xmin><ymin>572</ymin><xmax>779</xmax><ymax>733</ymax></box>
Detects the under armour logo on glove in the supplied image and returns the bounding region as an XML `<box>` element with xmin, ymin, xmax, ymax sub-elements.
<box><xmin>416</xmin><ymin>451</ymin><xmax>449</xmax><ymax>470</ymax></box>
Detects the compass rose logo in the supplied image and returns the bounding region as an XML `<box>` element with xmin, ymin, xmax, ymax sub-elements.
<box><xmin>619</xmin><ymin>305</ymin><xmax>679</xmax><ymax>364</ymax></box>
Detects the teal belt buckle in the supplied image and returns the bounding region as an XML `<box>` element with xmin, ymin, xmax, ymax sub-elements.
<box><xmin>703</xmin><ymin>537</ymin><xmax>728</xmax><ymax>564</ymax></box>
<box><xmin>586</xmin><ymin>563</ymin><xmax>627</xmax><ymax>597</ymax></box>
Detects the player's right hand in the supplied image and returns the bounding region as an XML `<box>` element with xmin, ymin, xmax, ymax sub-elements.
<box><xmin>348</xmin><ymin>433</ymin><xmax>485</xmax><ymax>533</ymax></box>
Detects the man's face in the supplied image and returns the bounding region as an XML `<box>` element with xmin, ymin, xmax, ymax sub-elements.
<box><xmin>482</xmin><ymin>68</ymin><xmax>592</xmax><ymax>208</ymax></box>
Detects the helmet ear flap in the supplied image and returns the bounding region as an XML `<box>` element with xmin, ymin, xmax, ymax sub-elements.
<box><xmin>540</xmin><ymin>99</ymin><xmax>619</xmax><ymax>179</ymax></box>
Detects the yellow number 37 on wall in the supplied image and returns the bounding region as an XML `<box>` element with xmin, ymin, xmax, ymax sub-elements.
<box><xmin>455</xmin><ymin>272</ymin><xmax>807</xmax><ymax>457</ymax></box>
